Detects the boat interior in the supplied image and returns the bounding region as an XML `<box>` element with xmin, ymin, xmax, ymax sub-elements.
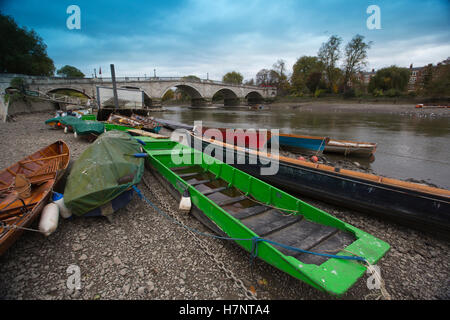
<box><xmin>167</xmin><ymin>163</ymin><xmax>356</xmax><ymax>266</ymax></box>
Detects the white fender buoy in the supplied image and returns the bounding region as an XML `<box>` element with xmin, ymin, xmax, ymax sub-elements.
<box><xmin>64</xmin><ymin>127</ymin><xmax>68</xmax><ymax>134</ymax></box>
<box><xmin>74</xmin><ymin>131</ymin><xmax>78</xmax><ymax>139</ymax></box>
<box><xmin>52</xmin><ymin>192</ymin><xmax>72</xmax><ymax>219</ymax></box>
<box><xmin>39</xmin><ymin>203</ymin><xmax>60</xmax><ymax>236</ymax></box>
<box><xmin>179</xmin><ymin>190</ymin><xmax>191</xmax><ymax>212</ymax></box>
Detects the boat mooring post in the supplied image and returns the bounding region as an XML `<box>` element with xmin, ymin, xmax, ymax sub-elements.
<box><xmin>110</xmin><ymin>64</ymin><xmax>119</xmax><ymax>109</ymax></box>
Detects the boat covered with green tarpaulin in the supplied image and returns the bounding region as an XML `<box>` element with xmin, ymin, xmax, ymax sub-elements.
<box><xmin>63</xmin><ymin>130</ymin><xmax>144</xmax><ymax>216</ymax></box>
<box><xmin>72</xmin><ymin>120</ymin><xmax>105</xmax><ymax>136</ymax></box>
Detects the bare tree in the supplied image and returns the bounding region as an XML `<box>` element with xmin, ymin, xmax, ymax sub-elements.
<box><xmin>343</xmin><ymin>34</ymin><xmax>372</xmax><ymax>90</ymax></box>
<box><xmin>318</xmin><ymin>35</ymin><xmax>342</xmax><ymax>91</ymax></box>
<box><xmin>273</xmin><ymin>59</ymin><xmax>286</xmax><ymax>79</ymax></box>
<box><xmin>256</xmin><ymin>69</ymin><xmax>270</xmax><ymax>85</ymax></box>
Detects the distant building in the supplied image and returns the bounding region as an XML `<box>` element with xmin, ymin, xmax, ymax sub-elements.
<box><xmin>338</xmin><ymin>57</ymin><xmax>449</xmax><ymax>92</ymax></box>
<box><xmin>407</xmin><ymin>64</ymin><xmax>427</xmax><ymax>91</ymax></box>
<box><xmin>407</xmin><ymin>57</ymin><xmax>449</xmax><ymax>91</ymax></box>
<box><xmin>360</xmin><ymin>69</ymin><xmax>376</xmax><ymax>85</ymax></box>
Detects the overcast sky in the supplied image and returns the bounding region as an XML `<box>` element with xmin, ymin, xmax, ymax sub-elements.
<box><xmin>2</xmin><ymin>0</ymin><xmax>449</xmax><ymax>80</ymax></box>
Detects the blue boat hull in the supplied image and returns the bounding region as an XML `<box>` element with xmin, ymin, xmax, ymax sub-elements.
<box><xmin>277</xmin><ymin>135</ymin><xmax>327</xmax><ymax>153</ymax></box>
<box><xmin>83</xmin><ymin>188</ymin><xmax>135</xmax><ymax>217</ymax></box>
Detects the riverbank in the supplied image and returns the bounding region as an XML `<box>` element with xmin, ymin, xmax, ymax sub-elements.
<box><xmin>264</xmin><ymin>101</ymin><xmax>450</xmax><ymax>117</ymax></box>
<box><xmin>162</xmin><ymin>99</ymin><xmax>450</xmax><ymax>117</ymax></box>
<box><xmin>0</xmin><ymin>112</ymin><xmax>449</xmax><ymax>300</ymax></box>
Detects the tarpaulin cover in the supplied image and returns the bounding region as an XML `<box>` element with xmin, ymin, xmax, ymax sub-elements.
<box><xmin>44</xmin><ymin>117</ymin><xmax>62</xmax><ymax>125</ymax></box>
<box><xmin>73</xmin><ymin>120</ymin><xmax>105</xmax><ymax>135</ymax></box>
<box><xmin>64</xmin><ymin>130</ymin><xmax>144</xmax><ymax>216</ymax></box>
<box><xmin>45</xmin><ymin>116</ymin><xmax>80</xmax><ymax>126</ymax></box>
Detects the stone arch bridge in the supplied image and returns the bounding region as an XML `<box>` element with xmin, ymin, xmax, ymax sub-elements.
<box><xmin>0</xmin><ymin>74</ymin><xmax>276</xmax><ymax>107</ymax></box>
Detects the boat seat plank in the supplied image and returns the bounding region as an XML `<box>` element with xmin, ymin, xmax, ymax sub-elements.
<box><xmin>201</xmin><ymin>186</ymin><xmax>228</xmax><ymax>196</ymax></box>
<box><xmin>184</xmin><ymin>172</ymin><xmax>217</xmax><ymax>186</ymax></box>
<box><xmin>226</xmin><ymin>205</ymin><xmax>269</xmax><ymax>220</ymax></box>
<box><xmin>240</xmin><ymin>209</ymin><xmax>302</xmax><ymax>237</ymax></box>
<box><xmin>211</xmin><ymin>194</ymin><xmax>247</xmax><ymax>207</ymax></box>
<box><xmin>188</xmin><ymin>179</ymin><xmax>214</xmax><ymax>186</ymax></box>
<box><xmin>263</xmin><ymin>219</ymin><xmax>350</xmax><ymax>265</ymax></box>
<box><xmin>179</xmin><ymin>172</ymin><xmax>203</xmax><ymax>179</ymax></box>
<box><xmin>170</xmin><ymin>165</ymin><xmax>197</xmax><ymax>172</ymax></box>
<box><xmin>293</xmin><ymin>231</ymin><xmax>356</xmax><ymax>265</ymax></box>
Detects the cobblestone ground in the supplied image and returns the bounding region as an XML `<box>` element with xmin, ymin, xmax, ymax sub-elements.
<box><xmin>0</xmin><ymin>112</ymin><xmax>448</xmax><ymax>300</ymax></box>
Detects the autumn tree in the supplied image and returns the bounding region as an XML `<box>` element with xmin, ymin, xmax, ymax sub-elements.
<box><xmin>222</xmin><ymin>71</ymin><xmax>243</xmax><ymax>84</ymax></box>
<box><xmin>368</xmin><ymin>66</ymin><xmax>411</xmax><ymax>94</ymax></box>
<box><xmin>318</xmin><ymin>35</ymin><xmax>342</xmax><ymax>92</ymax></box>
<box><xmin>342</xmin><ymin>34</ymin><xmax>372</xmax><ymax>91</ymax></box>
<box><xmin>182</xmin><ymin>75</ymin><xmax>201</xmax><ymax>82</ymax></box>
<box><xmin>162</xmin><ymin>89</ymin><xmax>175</xmax><ymax>101</ymax></box>
<box><xmin>291</xmin><ymin>56</ymin><xmax>324</xmax><ymax>94</ymax></box>
<box><xmin>57</xmin><ymin>65</ymin><xmax>85</xmax><ymax>78</ymax></box>
<box><xmin>424</xmin><ymin>62</ymin><xmax>450</xmax><ymax>97</ymax></box>
<box><xmin>272</xmin><ymin>59</ymin><xmax>290</xmax><ymax>95</ymax></box>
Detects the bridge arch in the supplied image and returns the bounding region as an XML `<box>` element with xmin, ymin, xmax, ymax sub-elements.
<box><xmin>161</xmin><ymin>83</ymin><xmax>203</xmax><ymax>100</ymax></box>
<box><xmin>245</xmin><ymin>91</ymin><xmax>264</xmax><ymax>105</ymax></box>
<box><xmin>212</xmin><ymin>88</ymin><xmax>240</xmax><ymax>106</ymax></box>
<box><xmin>46</xmin><ymin>87</ymin><xmax>93</xmax><ymax>99</ymax></box>
<box><xmin>161</xmin><ymin>83</ymin><xmax>206</xmax><ymax>107</ymax></box>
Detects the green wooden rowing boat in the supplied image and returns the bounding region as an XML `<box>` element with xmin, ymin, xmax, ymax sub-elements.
<box><xmin>140</xmin><ymin>136</ymin><xmax>390</xmax><ymax>296</ymax></box>
<box><xmin>104</xmin><ymin>123</ymin><xmax>130</xmax><ymax>132</ymax></box>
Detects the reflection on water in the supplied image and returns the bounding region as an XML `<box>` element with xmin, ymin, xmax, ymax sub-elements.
<box><xmin>155</xmin><ymin>105</ymin><xmax>450</xmax><ymax>189</ymax></box>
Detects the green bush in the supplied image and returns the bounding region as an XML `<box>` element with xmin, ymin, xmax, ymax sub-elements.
<box><xmin>10</xmin><ymin>77</ymin><xmax>27</xmax><ymax>92</ymax></box>
<box><xmin>373</xmin><ymin>89</ymin><xmax>383</xmax><ymax>97</ymax></box>
<box><xmin>385</xmin><ymin>88</ymin><xmax>401</xmax><ymax>97</ymax></box>
<box><xmin>314</xmin><ymin>89</ymin><xmax>326</xmax><ymax>98</ymax></box>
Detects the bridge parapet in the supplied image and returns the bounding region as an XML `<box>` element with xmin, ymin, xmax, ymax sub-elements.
<box><xmin>0</xmin><ymin>73</ymin><xmax>277</xmax><ymax>104</ymax></box>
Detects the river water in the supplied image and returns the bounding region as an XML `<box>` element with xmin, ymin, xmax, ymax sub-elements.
<box><xmin>155</xmin><ymin>105</ymin><xmax>450</xmax><ymax>190</ymax></box>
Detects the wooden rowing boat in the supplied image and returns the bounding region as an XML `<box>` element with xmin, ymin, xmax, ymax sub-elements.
<box><xmin>324</xmin><ymin>139</ymin><xmax>377</xmax><ymax>157</ymax></box>
<box><xmin>196</xmin><ymin>126</ymin><xmax>329</xmax><ymax>153</ymax></box>
<box><xmin>130</xmin><ymin>114</ymin><xmax>162</xmax><ymax>133</ymax></box>
<box><xmin>191</xmin><ymin>135</ymin><xmax>450</xmax><ymax>239</ymax></box>
<box><xmin>140</xmin><ymin>136</ymin><xmax>389</xmax><ymax>296</ymax></box>
<box><xmin>0</xmin><ymin>141</ymin><xmax>70</xmax><ymax>255</ymax></box>
<box><xmin>277</xmin><ymin>133</ymin><xmax>329</xmax><ymax>154</ymax></box>
<box><xmin>106</xmin><ymin>114</ymin><xmax>162</xmax><ymax>133</ymax></box>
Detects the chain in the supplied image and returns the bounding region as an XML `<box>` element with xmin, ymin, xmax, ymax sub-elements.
<box><xmin>141</xmin><ymin>173</ymin><xmax>257</xmax><ymax>300</ymax></box>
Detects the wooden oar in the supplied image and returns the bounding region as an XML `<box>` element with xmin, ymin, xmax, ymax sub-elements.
<box><xmin>19</xmin><ymin>153</ymin><xmax>68</xmax><ymax>165</ymax></box>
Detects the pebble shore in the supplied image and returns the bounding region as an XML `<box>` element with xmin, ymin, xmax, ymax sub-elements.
<box><xmin>0</xmin><ymin>112</ymin><xmax>449</xmax><ymax>300</ymax></box>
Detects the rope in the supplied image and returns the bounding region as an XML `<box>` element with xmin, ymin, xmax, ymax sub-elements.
<box><xmin>0</xmin><ymin>220</ymin><xmax>41</xmax><ymax>233</ymax></box>
<box><xmin>314</xmin><ymin>137</ymin><xmax>327</xmax><ymax>157</ymax></box>
<box><xmin>364</xmin><ymin>264</ymin><xmax>392</xmax><ymax>300</ymax></box>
